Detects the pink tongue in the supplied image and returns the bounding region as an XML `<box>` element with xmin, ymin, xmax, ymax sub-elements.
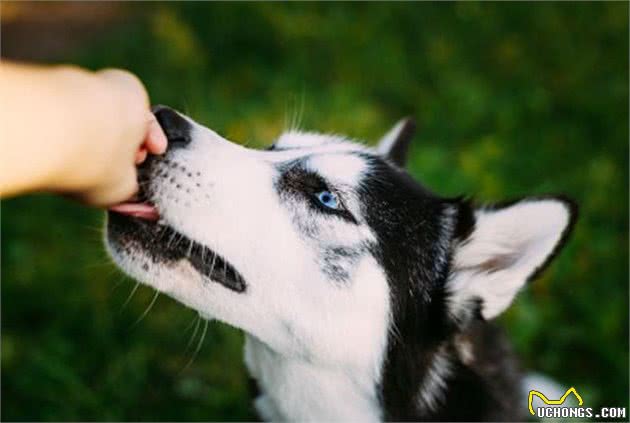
<box><xmin>109</xmin><ymin>202</ymin><xmax>160</xmax><ymax>221</ymax></box>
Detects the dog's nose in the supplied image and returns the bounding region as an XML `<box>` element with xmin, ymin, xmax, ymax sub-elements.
<box><xmin>152</xmin><ymin>105</ymin><xmax>192</xmax><ymax>150</ymax></box>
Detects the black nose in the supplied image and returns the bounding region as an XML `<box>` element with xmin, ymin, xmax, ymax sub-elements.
<box><xmin>152</xmin><ymin>105</ymin><xmax>192</xmax><ymax>150</ymax></box>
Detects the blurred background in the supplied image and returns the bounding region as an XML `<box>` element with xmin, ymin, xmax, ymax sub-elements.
<box><xmin>1</xmin><ymin>2</ymin><xmax>628</xmax><ymax>421</ymax></box>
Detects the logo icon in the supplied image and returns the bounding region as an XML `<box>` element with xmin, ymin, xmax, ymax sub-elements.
<box><xmin>528</xmin><ymin>386</ymin><xmax>584</xmax><ymax>416</ymax></box>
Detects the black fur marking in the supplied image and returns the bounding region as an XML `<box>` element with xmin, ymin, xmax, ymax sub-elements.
<box><xmin>356</xmin><ymin>156</ymin><xmax>529</xmax><ymax>420</ymax></box>
<box><xmin>429</xmin><ymin>322</ymin><xmax>524</xmax><ymax>422</ymax></box>
<box><xmin>384</xmin><ymin>117</ymin><xmax>417</xmax><ymax>167</ymax></box>
<box><xmin>320</xmin><ymin>245</ymin><xmax>363</xmax><ymax>285</ymax></box>
<box><xmin>356</xmin><ymin>157</ymin><xmax>454</xmax><ymax>419</ymax></box>
<box><xmin>107</xmin><ymin>213</ymin><xmax>246</xmax><ymax>293</ymax></box>
<box><xmin>448</xmin><ymin>196</ymin><xmax>476</xmax><ymax>242</ymax></box>
<box><xmin>276</xmin><ymin>161</ymin><xmax>358</xmax><ymax>224</ymax></box>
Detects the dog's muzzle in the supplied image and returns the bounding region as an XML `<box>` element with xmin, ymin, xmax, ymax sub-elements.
<box><xmin>106</xmin><ymin>106</ymin><xmax>247</xmax><ymax>293</ymax></box>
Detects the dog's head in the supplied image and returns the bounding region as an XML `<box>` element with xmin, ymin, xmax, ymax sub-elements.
<box><xmin>106</xmin><ymin>106</ymin><xmax>576</xmax><ymax>377</ymax></box>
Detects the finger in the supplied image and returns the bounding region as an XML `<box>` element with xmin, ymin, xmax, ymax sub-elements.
<box><xmin>96</xmin><ymin>69</ymin><xmax>149</xmax><ymax>107</ymax></box>
<box><xmin>135</xmin><ymin>148</ymin><xmax>148</xmax><ymax>164</ymax></box>
<box><xmin>145</xmin><ymin>112</ymin><xmax>168</xmax><ymax>154</ymax></box>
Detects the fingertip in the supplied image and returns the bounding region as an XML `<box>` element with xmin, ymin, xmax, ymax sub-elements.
<box><xmin>147</xmin><ymin>113</ymin><xmax>168</xmax><ymax>154</ymax></box>
<box><xmin>135</xmin><ymin>148</ymin><xmax>148</xmax><ymax>164</ymax></box>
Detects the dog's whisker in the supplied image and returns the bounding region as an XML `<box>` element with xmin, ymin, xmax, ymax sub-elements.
<box><xmin>186</xmin><ymin>239</ymin><xmax>194</xmax><ymax>259</ymax></box>
<box><xmin>184</xmin><ymin>315</ymin><xmax>202</xmax><ymax>353</ymax></box>
<box><xmin>174</xmin><ymin>233</ymin><xmax>183</xmax><ymax>249</ymax></box>
<box><xmin>183</xmin><ymin>318</ymin><xmax>209</xmax><ymax>371</ymax></box>
<box><xmin>165</xmin><ymin>232</ymin><xmax>177</xmax><ymax>249</ymax></box>
<box><xmin>120</xmin><ymin>281</ymin><xmax>141</xmax><ymax>311</ymax></box>
<box><xmin>283</xmin><ymin>101</ymin><xmax>289</xmax><ymax>133</ymax></box>
<box><xmin>183</xmin><ymin>313</ymin><xmax>200</xmax><ymax>334</ymax></box>
<box><xmin>294</xmin><ymin>89</ymin><xmax>305</xmax><ymax>132</ymax></box>
<box><xmin>209</xmin><ymin>252</ymin><xmax>218</xmax><ymax>276</ymax></box>
<box><xmin>131</xmin><ymin>290</ymin><xmax>160</xmax><ymax>327</ymax></box>
<box><xmin>110</xmin><ymin>274</ymin><xmax>129</xmax><ymax>294</ymax></box>
<box><xmin>79</xmin><ymin>225</ymin><xmax>107</xmax><ymax>235</ymax></box>
<box><xmin>290</xmin><ymin>95</ymin><xmax>298</xmax><ymax>131</ymax></box>
<box><xmin>82</xmin><ymin>260</ymin><xmax>114</xmax><ymax>270</ymax></box>
<box><xmin>284</xmin><ymin>97</ymin><xmax>293</xmax><ymax>133</ymax></box>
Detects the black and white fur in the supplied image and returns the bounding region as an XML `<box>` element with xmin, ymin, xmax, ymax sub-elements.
<box><xmin>106</xmin><ymin>107</ymin><xmax>577</xmax><ymax>421</ymax></box>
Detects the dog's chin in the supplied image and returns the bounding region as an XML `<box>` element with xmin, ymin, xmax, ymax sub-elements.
<box><xmin>106</xmin><ymin>211</ymin><xmax>247</xmax><ymax>293</ymax></box>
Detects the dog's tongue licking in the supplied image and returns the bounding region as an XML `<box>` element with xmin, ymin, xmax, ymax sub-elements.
<box><xmin>109</xmin><ymin>202</ymin><xmax>160</xmax><ymax>221</ymax></box>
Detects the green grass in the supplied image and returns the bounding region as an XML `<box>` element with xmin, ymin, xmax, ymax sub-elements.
<box><xmin>2</xmin><ymin>3</ymin><xmax>628</xmax><ymax>420</ymax></box>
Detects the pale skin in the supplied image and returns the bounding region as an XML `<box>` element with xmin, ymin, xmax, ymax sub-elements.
<box><xmin>0</xmin><ymin>62</ymin><xmax>168</xmax><ymax>207</ymax></box>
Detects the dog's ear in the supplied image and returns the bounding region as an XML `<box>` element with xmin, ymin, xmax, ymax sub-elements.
<box><xmin>376</xmin><ymin>117</ymin><xmax>416</xmax><ymax>167</ymax></box>
<box><xmin>447</xmin><ymin>196</ymin><xmax>577</xmax><ymax>321</ymax></box>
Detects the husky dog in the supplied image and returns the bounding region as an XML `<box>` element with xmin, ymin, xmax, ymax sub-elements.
<box><xmin>106</xmin><ymin>106</ymin><xmax>577</xmax><ymax>422</ymax></box>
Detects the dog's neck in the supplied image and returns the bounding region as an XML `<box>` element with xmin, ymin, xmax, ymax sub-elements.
<box><xmin>244</xmin><ymin>335</ymin><xmax>383</xmax><ymax>421</ymax></box>
<box><xmin>243</xmin><ymin>324</ymin><xmax>523</xmax><ymax>422</ymax></box>
<box><xmin>243</xmin><ymin>335</ymin><xmax>460</xmax><ymax>422</ymax></box>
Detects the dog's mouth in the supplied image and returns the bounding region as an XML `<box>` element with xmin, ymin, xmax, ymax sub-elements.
<box><xmin>109</xmin><ymin>202</ymin><xmax>160</xmax><ymax>221</ymax></box>
<box><xmin>107</xmin><ymin>191</ymin><xmax>246</xmax><ymax>293</ymax></box>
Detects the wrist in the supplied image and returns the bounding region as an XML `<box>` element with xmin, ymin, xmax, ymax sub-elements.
<box><xmin>0</xmin><ymin>64</ymin><xmax>101</xmax><ymax>197</ymax></box>
<box><xmin>31</xmin><ymin>66</ymin><xmax>95</xmax><ymax>194</ymax></box>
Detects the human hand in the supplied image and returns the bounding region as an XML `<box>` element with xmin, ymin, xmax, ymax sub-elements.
<box><xmin>64</xmin><ymin>69</ymin><xmax>167</xmax><ymax>206</ymax></box>
<box><xmin>0</xmin><ymin>64</ymin><xmax>168</xmax><ymax>207</ymax></box>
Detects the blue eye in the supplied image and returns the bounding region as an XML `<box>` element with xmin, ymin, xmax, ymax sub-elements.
<box><xmin>316</xmin><ymin>190</ymin><xmax>340</xmax><ymax>210</ymax></box>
